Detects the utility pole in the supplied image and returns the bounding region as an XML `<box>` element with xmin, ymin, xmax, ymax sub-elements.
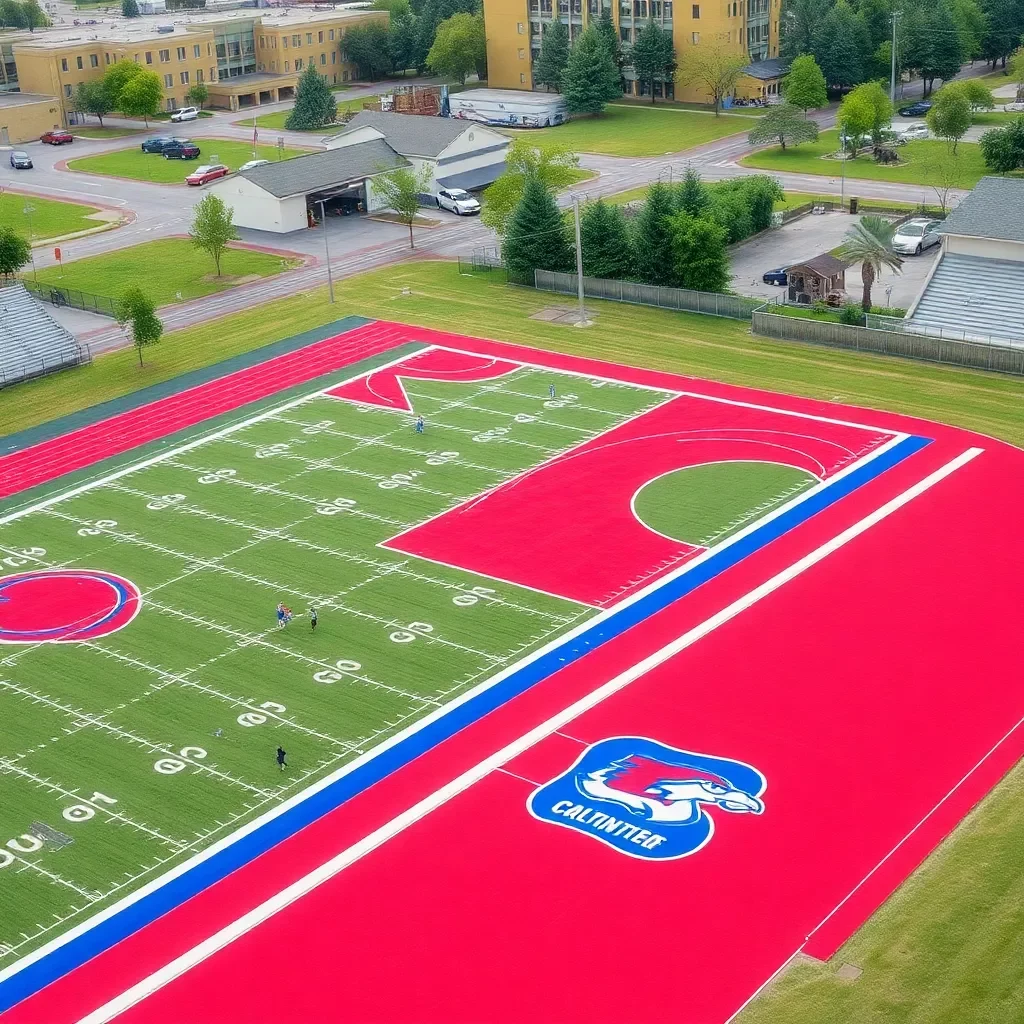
<box><xmin>572</xmin><ymin>197</ymin><xmax>589</xmax><ymax>328</ymax></box>
<box><xmin>318</xmin><ymin>199</ymin><xmax>335</xmax><ymax>304</ymax></box>
<box><xmin>889</xmin><ymin>10</ymin><xmax>902</xmax><ymax>105</ymax></box>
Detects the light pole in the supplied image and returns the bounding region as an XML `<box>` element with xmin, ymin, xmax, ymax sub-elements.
<box><xmin>318</xmin><ymin>199</ymin><xmax>334</xmax><ymax>304</ymax></box>
<box><xmin>571</xmin><ymin>196</ymin><xmax>590</xmax><ymax>328</ymax></box>
<box><xmin>23</xmin><ymin>203</ymin><xmax>38</xmax><ymax>280</ymax></box>
<box><xmin>889</xmin><ymin>10</ymin><xmax>902</xmax><ymax>106</ymax></box>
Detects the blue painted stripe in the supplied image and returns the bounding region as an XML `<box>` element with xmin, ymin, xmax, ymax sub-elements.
<box><xmin>0</xmin><ymin>433</ymin><xmax>930</xmax><ymax>1013</ymax></box>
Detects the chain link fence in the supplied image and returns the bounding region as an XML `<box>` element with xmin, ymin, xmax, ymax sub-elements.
<box><xmin>21</xmin><ymin>279</ymin><xmax>118</xmax><ymax>319</ymax></box>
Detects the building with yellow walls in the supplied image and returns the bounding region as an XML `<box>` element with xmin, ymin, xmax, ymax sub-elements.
<box><xmin>7</xmin><ymin>6</ymin><xmax>387</xmax><ymax>126</ymax></box>
<box><xmin>483</xmin><ymin>0</ymin><xmax>782</xmax><ymax>103</ymax></box>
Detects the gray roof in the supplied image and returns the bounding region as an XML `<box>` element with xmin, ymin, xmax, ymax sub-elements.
<box><xmin>740</xmin><ymin>57</ymin><xmax>789</xmax><ymax>81</ymax></box>
<box><xmin>340</xmin><ymin>110</ymin><xmax>471</xmax><ymax>158</ymax></box>
<box><xmin>939</xmin><ymin>177</ymin><xmax>1024</xmax><ymax>243</ymax></box>
<box><xmin>240</xmin><ymin>139</ymin><xmax>408</xmax><ymax>199</ymax></box>
<box><xmin>789</xmin><ymin>253</ymin><xmax>850</xmax><ymax>278</ymax></box>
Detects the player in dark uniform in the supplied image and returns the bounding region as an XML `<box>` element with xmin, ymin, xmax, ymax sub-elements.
<box><xmin>276</xmin><ymin>746</ymin><xmax>287</xmax><ymax>772</ymax></box>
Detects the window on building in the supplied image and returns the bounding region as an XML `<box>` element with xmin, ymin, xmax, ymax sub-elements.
<box><xmin>692</xmin><ymin>30</ymin><xmax>699</xmax><ymax>41</ymax></box>
<box><xmin>193</xmin><ymin>44</ymin><xmax>201</xmax><ymax>58</ymax></box>
<box><xmin>517</xmin><ymin>21</ymin><xmax>524</xmax><ymax>31</ymax></box>
<box><xmin>692</xmin><ymin>3</ymin><xmax>699</xmax><ymax>15</ymax></box>
<box><xmin>518</xmin><ymin>47</ymin><xmax>525</xmax><ymax>58</ymax></box>
<box><xmin>105</xmin><ymin>53</ymin><xmax>110</xmax><ymax>64</ymax></box>
<box><xmin>318</xmin><ymin>30</ymin><xmax>323</xmax><ymax>42</ymax></box>
<box><xmin>282</xmin><ymin>36</ymin><xmax>288</xmax><ymax>48</ymax></box>
<box><xmin>520</xmin><ymin>72</ymin><xmax>526</xmax><ymax>83</ymax></box>
<box><xmin>90</xmin><ymin>53</ymin><xmax>99</xmax><ymax>67</ymax></box>
<box><xmin>331</xmin><ymin>50</ymin><xmax>336</xmax><ymax>63</ymax></box>
<box><xmin>159</xmin><ymin>49</ymin><xmax>170</xmax><ymax>62</ymax></box>
<box><xmin>197</xmin><ymin>68</ymin><xmax>204</xmax><ymax>81</ymax></box>
<box><xmin>61</xmin><ymin>58</ymin><xmax>68</xmax><ymax>71</ymax></box>
<box><xmin>164</xmin><ymin>73</ymin><xmax>173</xmax><ymax>87</ymax></box>
<box><xmin>260</xmin><ymin>35</ymin><xmax>265</xmax><ymax>47</ymax></box>
<box><xmin>619</xmin><ymin>26</ymin><xmax>631</xmax><ymax>41</ymax></box>
<box><xmin>144</xmin><ymin>51</ymin><xmax>153</xmax><ymax>64</ymax></box>
<box><xmin>177</xmin><ymin>46</ymin><xmax>186</xmax><ymax>60</ymax></box>
<box><xmin>320</xmin><ymin>52</ymin><xmax>326</xmax><ymax>64</ymax></box>
<box><xmin>306</xmin><ymin>32</ymin><xmax>312</xmax><ymax>44</ymax></box>
<box><xmin>210</xmin><ymin>66</ymin><xmax>216</xmax><ymax>80</ymax></box>
<box><xmin>329</xmin><ymin>28</ymin><xmax>335</xmax><ymax>40</ymax></box>
<box><xmin>64</xmin><ymin>83</ymin><xmax>72</xmax><ymax>96</ymax></box>
<box><xmin>76</xmin><ymin>55</ymin><xmax>83</xmax><ymax>69</ymax></box>
<box><xmin>167</xmin><ymin>97</ymin><xmax>175</xmax><ymax>110</ymax></box>
<box><xmin>284</xmin><ymin>60</ymin><xmax>290</xmax><ymax>71</ymax></box>
<box><xmin>270</xmin><ymin>60</ymin><xmax>276</xmax><ymax>71</ymax></box>
<box><xmin>180</xmin><ymin>70</ymin><xmax>189</xmax><ymax>83</ymax></box>
<box><xmin>292</xmin><ymin>34</ymin><xmax>300</xmax><ymax>46</ymax></box>
<box><xmin>342</xmin><ymin>69</ymin><xmax>349</xmax><ymax>81</ymax></box>
<box><xmin>134</xmin><ymin>54</ymin><xmax>140</xmax><ymax>62</ymax></box>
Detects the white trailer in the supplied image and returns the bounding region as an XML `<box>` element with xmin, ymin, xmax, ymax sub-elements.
<box><xmin>448</xmin><ymin>89</ymin><xmax>567</xmax><ymax>129</ymax></box>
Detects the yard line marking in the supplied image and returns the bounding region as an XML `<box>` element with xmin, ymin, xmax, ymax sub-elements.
<box><xmin>74</xmin><ymin>447</ymin><xmax>984</xmax><ymax>1024</ymax></box>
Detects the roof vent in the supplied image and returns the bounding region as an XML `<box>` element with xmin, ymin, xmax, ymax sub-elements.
<box><xmin>156</xmin><ymin>23</ymin><xmax>174</xmax><ymax>32</ymax></box>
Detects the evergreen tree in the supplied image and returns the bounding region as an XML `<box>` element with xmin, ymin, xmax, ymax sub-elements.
<box><xmin>630</xmin><ymin>20</ymin><xmax>676</xmax><ymax>104</ymax></box>
<box><xmin>286</xmin><ymin>63</ymin><xmax>337</xmax><ymax>130</ymax></box>
<box><xmin>344</xmin><ymin>21</ymin><xmax>394</xmax><ymax>79</ymax></box>
<box><xmin>779</xmin><ymin>0</ymin><xmax>827</xmax><ymax>58</ymax></box>
<box><xmin>631</xmin><ymin>181</ymin><xmax>677</xmax><ymax>286</ymax></box>
<box><xmin>596</xmin><ymin>9</ymin><xmax>624</xmax><ymax>85</ymax></box>
<box><xmin>919</xmin><ymin>4</ymin><xmax>965</xmax><ymax>95</ymax></box>
<box><xmin>534</xmin><ymin>18</ymin><xmax>569</xmax><ymax>92</ymax></box>
<box><xmin>562</xmin><ymin>26</ymin><xmax>621</xmax><ymax>115</ymax></box>
<box><xmin>579</xmin><ymin>200</ymin><xmax>632</xmax><ymax>279</ymax></box>
<box><xmin>676</xmin><ymin>166</ymin><xmax>710</xmax><ymax>217</ymax></box>
<box><xmin>388</xmin><ymin>9</ymin><xmax>419</xmax><ymax>72</ymax></box>
<box><xmin>812</xmin><ymin>0</ymin><xmax>869</xmax><ymax>90</ymax></box>
<box><xmin>782</xmin><ymin>54</ymin><xmax>828</xmax><ymax>112</ymax></box>
<box><xmin>122</xmin><ymin>0</ymin><xmax>139</xmax><ymax>17</ymax></box>
<box><xmin>667</xmin><ymin>212</ymin><xmax>730</xmax><ymax>292</ymax></box>
<box><xmin>502</xmin><ymin>176</ymin><xmax>574</xmax><ymax>280</ymax></box>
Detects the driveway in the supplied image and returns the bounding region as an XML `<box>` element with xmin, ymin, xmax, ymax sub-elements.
<box><xmin>730</xmin><ymin>210</ymin><xmax>940</xmax><ymax>310</ymax></box>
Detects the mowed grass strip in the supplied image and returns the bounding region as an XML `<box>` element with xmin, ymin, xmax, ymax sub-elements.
<box><xmin>67</xmin><ymin>139</ymin><xmax>309</xmax><ymax>183</ymax></box>
<box><xmin>33</xmin><ymin>238</ymin><xmax>302</xmax><ymax>307</ymax></box>
<box><xmin>2</xmin><ymin>191</ymin><xmax>104</xmax><ymax>242</ymax></box>
<box><xmin>239</xmin><ymin>96</ymin><xmax>367</xmax><ymax>131</ymax></box>
<box><xmin>505</xmin><ymin>104</ymin><xmax>757</xmax><ymax>156</ymax></box>
<box><xmin>741</xmin><ymin>129</ymin><xmax>990</xmax><ymax>187</ymax></box>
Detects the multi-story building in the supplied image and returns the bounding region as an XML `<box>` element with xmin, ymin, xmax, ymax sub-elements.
<box><xmin>9</xmin><ymin>6</ymin><xmax>387</xmax><ymax>125</ymax></box>
<box><xmin>483</xmin><ymin>0</ymin><xmax>781</xmax><ymax>103</ymax></box>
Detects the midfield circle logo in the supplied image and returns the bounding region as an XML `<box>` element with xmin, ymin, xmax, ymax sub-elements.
<box><xmin>527</xmin><ymin>737</ymin><xmax>766</xmax><ymax>861</ymax></box>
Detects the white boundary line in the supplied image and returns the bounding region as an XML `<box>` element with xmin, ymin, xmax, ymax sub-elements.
<box><xmin>74</xmin><ymin>446</ymin><xmax>985</xmax><ymax>1024</ymax></box>
<box><xmin>0</xmin><ymin>345</ymin><xmax>907</xmax><ymax>994</ymax></box>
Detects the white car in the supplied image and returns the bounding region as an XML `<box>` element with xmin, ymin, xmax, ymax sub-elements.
<box><xmin>239</xmin><ymin>158</ymin><xmax>270</xmax><ymax>172</ymax></box>
<box><xmin>435</xmin><ymin>187</ymin><xmax>481</xmax><ymax>216</ymax></box>
<box><xmin>170</xmin><ymin>106</ymin><xmax>198</xmax><ymax>123</ymax></box>
<box><xmin>892</xmin><ymin>218</ymin><xmax>942</xmax><ymax>255</ymax></box>
<box><xmin>897</xmin><ymin>122</ymin><xmax>929</xmax><ymax>143</ymax></box>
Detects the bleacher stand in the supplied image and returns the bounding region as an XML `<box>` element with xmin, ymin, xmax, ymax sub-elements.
<box><xmin>0</xmin><ymin>282</ymin><xmax>90</xmax><ymax>388</ymax></box>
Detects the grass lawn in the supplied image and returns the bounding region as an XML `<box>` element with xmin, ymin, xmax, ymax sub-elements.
<box><xmin>741</xmin><ymin>129</ymin><xmax>989</xmax><ymax>188</ymax></box>
<box><xmin>72</xmin><ymin>126</ymin><xmax>147</xmax><ymax>140</ymax></box>
<box><xmin>240</xmin><ymin>97</ymin><xmax>367</xmax><ymax>131</ymax></box>
<box><xmin>33</xmin><ymin>238</ymin><xmax>301</xmax><ymax>307</ymax></box>
<box><xmin>505</xmin><ymin>104</ymin><xmax>759</xmax><ymax>157</ymax></box>
<box><xmin>2</xmin><ymin>192</ymin><xmax>104</xmax><ymax>243</ymax></box>
<box><xmin>67</xmin><ymin>139</ymin><xmax>309</xmax><ymax>183</ymax></box>
<box><xmin>611</xmin><ymin>97</ymin><xmax>767</xmax><ymax>117</ymax></box>
<box><xmin>973</xmin><ymin>110</ymin><xmax>1024</xmax><ymax>127</ymax></box>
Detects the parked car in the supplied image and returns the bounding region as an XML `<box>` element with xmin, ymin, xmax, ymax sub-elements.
<box><xmin>186</xmin><ymin>163</ymin><xmax>229</xmax><ymax>186</ymax></box>
<box><xmin>170</xmin><ymin>106</ymin><xmax>199</xmax><ymax>123</ymax></box>
<box><xmin>762</xmin><ymin>267</ymin><xmax>789</xmax><ymax>286</ymax></box>
<box><xmin>435</xmin><ymin>187</ymin><xmax>481</xmax><ymax>216</ymax></box>
<box><xmin>162</xmin><ymin>140</ymin><xmax>200</xmax><ymax>159</ymax></box>
<box><xmin>897</xmin><ymin>122</ymin><xmax>929</xmax><ymax>143</ymax></box>
<box><xmin>141</xmin><ymin>136</ymin><xmax>179</xmax><ymax>153</ymax></box>
<box><xmin>9</xmin><ymin>150</ymin><xmax>32</xmax><ymax>169</ymax></box>
<box><xmin>1004</xmin><ymin>102</ymin><xmax>1024</xmax><ymax>112</ymax></box>
<box><xmin>40</xmin><ymin>130</ymin><xmax>73</xmax><ymax>145</ymax></box>
<box><xmin>891</xmin><ymin>218</ymin><xmax>942</xmax><ymax>255</ymax></box>
<box><xmin>898</xmin><ymin>101</ymin><xmax>932</xmax><ymax>116</ymax></box>
<box><xmin>238</xmin><ymin>158</ymin><xmax>270</xmax><ymax>172</ymax></box>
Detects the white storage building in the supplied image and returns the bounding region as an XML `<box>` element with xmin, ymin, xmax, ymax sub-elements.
<box><xmin>448</xmin><ymin>88</ymin><xmax>567</xmax><ymax>128</ymax></box>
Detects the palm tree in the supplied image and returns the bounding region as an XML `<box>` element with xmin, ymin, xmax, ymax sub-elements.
<box><xmin>836</xmin><ymin>216</ymin><xmax>904</xmax><ymax>311</ymax></box>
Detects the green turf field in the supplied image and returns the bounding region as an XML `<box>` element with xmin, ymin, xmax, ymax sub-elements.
<box><xmin>0</xmin><ymin>360</ymin><xmax>680</xmax><ymax>963</ymax></box>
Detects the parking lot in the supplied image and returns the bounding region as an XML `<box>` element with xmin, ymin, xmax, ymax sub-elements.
<box><xmin>730</xmin><ymin>210</ymin><xmax>941</xmax><ymax>311</ymax></box>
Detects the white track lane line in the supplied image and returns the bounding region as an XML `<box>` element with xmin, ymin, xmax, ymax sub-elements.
<box><xmin>75</xmin><ymin>446</ymin><xmax>984</xmax><ymax>1024</ymax></box>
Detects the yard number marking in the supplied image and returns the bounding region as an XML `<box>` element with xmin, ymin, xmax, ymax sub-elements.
<box><xmin>76</xmin><ymin>520</ymin><xmax>117</xmax><ymax>537</ymax></box>
<box><xmin>452</xmin><ymin>586</ymin><xmax>496</xmax><ymax>608</ymax></box>
<box><xmin>237</xmin><ymin>702</ymin><xmax>287</xmax><ymax>728</ymax></box>
<box><xmin>389</xmin><ymin>621</ymin><xmax>434</xmax><ymax>644</ymax></box>
<box><xmin>146</xmin><ymin>494</ymin><xmax>186</xmax><ymax>511</ymax></box>
<box><xmin>2</xmin><ymin>548</ymin><xmax>47</xmax><ymax>568</ymax></box>
<box><xmin>472</xmin><ymin>427</ymin><xmax>510</xmax><ymax>444</ymax></box>
<box><xmin>312</xmin><ymin>659</ymin><xmax>363</xmax><ymax>684</ymax></box>
<box><xmin>425</xmin><ymin>451</ymin><xmax>459</xmax><ymax>466</ymax></box>
<box><xmin>255</xmin><ymin>444</ymin><xmax>291</xmax><ymax>460</ymax></box>
<box><xmin>197</xmin><ymin>469</ymin><xmax>236</xmax><ymax>485</ymax></box>
<box><xmin>316</xmin><ymin>498</ymin><xmax>357</xmax><ymax>516</ymax></box>
<box><xmin>0</xmin><ymin>792</ymin><xmax>117</xmax><ymax>869</ymax></box>
<box><xmin>301</xmin><ymin>420</ymin><xmax>335</xmax><ymax>436</ymax></box>
<box><xmin>154</xmin><ymin>747</ymin><xmax>208</xmax><ymax>775</ymax></box>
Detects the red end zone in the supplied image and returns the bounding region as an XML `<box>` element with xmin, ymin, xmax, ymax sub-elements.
<box><xmin>2</xmin><ymin>325</ymin><xmax>1022</xmax><ymax>1024</ymax></box>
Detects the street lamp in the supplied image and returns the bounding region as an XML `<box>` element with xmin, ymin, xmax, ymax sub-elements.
<box><xmin>318</xmin><ymin>199</ymin><xmax>334</xmax><ymax>304</ymax></box>
<box><xmin>23</xmin><ymin>203</ymin><xmax>38</xmax><ymax>280</ymax></box>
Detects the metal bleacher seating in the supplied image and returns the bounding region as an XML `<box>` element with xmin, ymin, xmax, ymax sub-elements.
<box><xmin>0</xmin><ymin>282</ymin><xmax>90</xmax><ymax>388</ymax></box>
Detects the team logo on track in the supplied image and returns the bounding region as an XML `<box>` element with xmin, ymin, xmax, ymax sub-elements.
<box><xmin>0</xmin><ymin>569</ymin><xmax>141</xmax><ymax>644</ymax></box>
<box><xmin>527</xmin><ymin>737</ymin><xmax>766</xmax><ymax>860</ymax></box>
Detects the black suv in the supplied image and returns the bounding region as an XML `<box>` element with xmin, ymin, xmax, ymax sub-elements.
<box><xmin>162</xmin><ymin>140</ymin><xmax>200</xmax><ymax>159</ymax></box>
<box><xmin>141</xmin><ymin>136</ymin><xmax>177</xmax><ymax>154</ymax></box>
<box><xmin>898</xmin><ymin>101</ymin><xmax>932</xmax><ymax>117</ymax></box>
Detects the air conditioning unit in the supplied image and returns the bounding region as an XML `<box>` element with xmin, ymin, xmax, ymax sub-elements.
<box><xmin>156</xmin><ymin>23</ymin><xmax>175</xmax><ymax>32</ymax></box>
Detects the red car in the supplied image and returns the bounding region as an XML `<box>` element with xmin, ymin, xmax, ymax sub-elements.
<box><xmin>185</xmin><ymin>163</ymin><xmax>229</xmax><ymax>186</ymax></box>
<box><xmin>41</xmin><ymin>130</ymin><xmax>73</xmax><ymax>145</ymax></box>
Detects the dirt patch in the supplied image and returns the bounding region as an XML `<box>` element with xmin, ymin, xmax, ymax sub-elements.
<box><xmin>530</xmin><ymin>305</ymin><xmax>596</xmax><ymax>326</ymax></box>
<box><xmin>198</xmin><ymin>273</ymin><xmax>261</xmax><ymax>285</ymax></box>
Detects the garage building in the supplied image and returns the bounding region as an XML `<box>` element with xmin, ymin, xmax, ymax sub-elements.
<box><xmin>209</xmin><ymin>138</ymin><xmax>409</xmax><ymax>234</ymax></box>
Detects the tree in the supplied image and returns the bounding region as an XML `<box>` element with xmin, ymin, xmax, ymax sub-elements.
<box><xmin>0</xmin><ymin>0</ymin><xmax>26</xmax><ymax>28</ymax></box>
<box><xmin>632</xmin><ymin>181</ymin><xmax>677</xmax><ymax>286</ymax></box>
<box><xmin>122</xmin><ymin>0</ymin><xmax>139</xmax><ymax>16</ymax></box>
<box><xmin>117</xmin><ymin>70</ymin><xmax>162</xmax><ymax>126</ymax></box>
<box><xmin>677</xmin><ymin>40</ymin><xmax>747</xmax><ymax>115</ymax></box>
<box><xmin>921</xmin><ymin>148</ymin><xmax>965</xmax><ymax>212</ymax></box>
<box><xmin>579</xmin><ymin>200</ymin><xmax>632</xmax><ymax>278</ymax></box>
<box><xmin>596</xmin><ymin>9</ymin><xmax>624</xmax><ymax>85</ymax></box>
<box><xmin>342</xmin><ymin>22</ymin><xmax>394</xmax><ymax>80</ymax></box>
<box><xmin>426</xmin><ymin>12</ymin><xmax>485</xmax><ymax>84</ymax></box>
<box><xmin>667</xmin><ymin>212</ymin><xmax>730</xmax><ymax>292</ymax></box>
<box><xmin>114</xmin><ymin>287</ymin><xmax>163</xmax><ymax>368</ymax></box>
<box><xmin>950</xmin><ymin>0</ymin><xmax>987</xmax><ymax>60</ymax></box>
<box><xmin>780</xmin><ymin>0</ymin><xmax>828</xmax><ymax>58</ymax></box>
<box><xmin>372</xmin><ymin>164</ymin><xmax>432</xmax><ymax>248</ymax></box>
<box><xmin>631</xmin><ymin>20</ymin><xmax>676</xmax><ymax>104</ymax></box>
<box><xmin>185</xmin><ymin>82</ymin><xmax>209</xmax><ymax>110</ymax></box>
<box><xmin>979</xmin><ymin>116</ymin><xmax>1024</xmax><ymax>172</ymax></box>
<box><xmin>534</xmin><ymin>18</ymin><xmax>570</xmax><ymax>92</ymax></box>
<box><xmin>928</xmin><ymin>91</ymin><xmax>971</xmax><ymax>152</ymax></box>
<box><xmin>74</xmin><ymin>80</ymin><xmax>113</xmax><ymax>128</ymax></box>
<box><xmin>0</xmin><ymin>226</ymin><xmax>31</xmax><ymax>281</ymax></box>
<box><xmin>676</xmin><ymin>166</ymin><xmax>710</xmax><ymax>217</ymax></box>
<box><xmin>857</xmin><ymin>0</ymin><xmax>891</xmax><ymax>51</ymax></box>
<box><xmin>189</xmin><ymin>193</ymin><xmax>238</xmax><ymax>278</ymax></box>
<box><xmin>747</xmin><ymin>101</ymin><xmax>820</xmax><ymax>150</ymax></box>
<box><xmin>918</xmin><ymin>4</ymin><xmax>965</xmax><ymax>95</ymax></box>
<box><xmin>388</xmin><ymin>8</ymin><xmax>420</xmax><ymax>73</ymax></box>
<box><xmin>812</xmin><ymin>0</ymin><xmax>869</xmax><ymax>90</ymax></box>
<box><xmin>1009</xmin><ymin>45</ymin><xmax>1024</xmax><ymax>100</ymax></box>
<box><xmin>839</xmin><ymin>80</ymin><xmax>892</xmax><ymax>150</ymax></box>
<box><xmin>285</xmin><ymin>63</ymin><xmax>337</xmax><ymax>130</ymax></box>
<box><xmin>939</xmin><ymin>79</ymin><xmax>994</xmax><ymax>113</ymax></box>
<box><xmin>20</xmin><ymin>0</ymin><xmax>47</xmax><ymax>30</ymax></box>
<box><xmin>481</xmin><ymin>138</ymin><xmax>580</xmax><ymax>235</ymax></box>
<box><xmin>837</xmin><ymin>92</ymin><xmax>874</xmax><ymax>155</ymax></box>
<box><xmin>562</xmin><ymin>26</ymin><xmax>621</xmax><ymax>115</ymax></box>
<box><xmin>979</xmin><ymin>0</ymin><xmax>1024</xmax><ymax>68</ymax></box>
<box><xmin>103</xmin><ymin>58</ymin><xmax>144</xmax><ymax>108</ymax></box>
<box><xmin>836</xmin><ymin>215</ymin><xmax>903</xmax><ymax>311</ymax></box>
<box><xmin>782</xmin><ymin>54</ymin><xmax>828</xmax><ymax>113</ymax></box>
<box><xmin>502</xmin><ymin>175</ymin><xmax>574</xmax><ymax>280</ymax></box>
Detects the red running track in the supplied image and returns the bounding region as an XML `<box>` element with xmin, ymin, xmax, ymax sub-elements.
<box><xmin>2</xmin><ymin>329</ymin><xmax>1023</xmax><ymax>1024</ymax></box>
